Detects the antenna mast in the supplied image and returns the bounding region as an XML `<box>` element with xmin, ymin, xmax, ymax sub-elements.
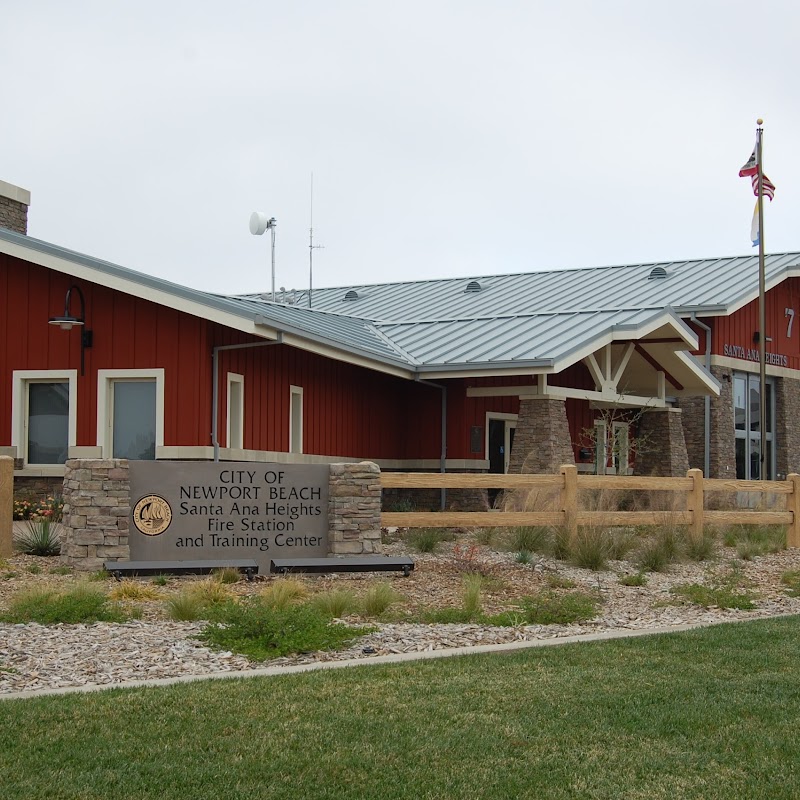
<box><xmin>309</xmin><ymin>172</ymin><xmax>323</xmax><ymax>308</ymax></box>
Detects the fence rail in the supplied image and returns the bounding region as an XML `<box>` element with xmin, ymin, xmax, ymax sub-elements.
<box><xmin>380</xmin><ymin>465</ymin><xmax>800</xmax><ymax>548</ymax></box>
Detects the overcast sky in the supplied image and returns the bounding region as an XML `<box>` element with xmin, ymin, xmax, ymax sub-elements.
<box><xmin>5</xmin><ymin>1</ymin><xmax>799</xmax><ymax>295</ymax></box>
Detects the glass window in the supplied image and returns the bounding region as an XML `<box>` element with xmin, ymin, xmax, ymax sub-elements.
<box><xmin>112</xmin><ymin>381</ymin><xmax>156</xmax><ymax>460</ymax></box>
<box><xmin>733</xmin><ymin>372</ymin><xmax>775</xmax><ymax>479</ymax></box>
<box><xmin>27</xmin><ymin>382</ymin><xmax>69</xmax><ymax>464</ymax></box>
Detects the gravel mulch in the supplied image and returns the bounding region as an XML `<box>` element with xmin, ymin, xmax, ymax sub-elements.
<box><xmin>2</xmin><ymin>532</ymin><xmax>800</xmax><ymax>696</ymax></box>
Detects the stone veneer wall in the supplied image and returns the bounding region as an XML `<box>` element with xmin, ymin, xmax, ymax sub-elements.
<box><xmin>328</xmin><ymin>462</ymin><xmax>382</xmax><ymax>555</ymax></box>
<box><xmin>776</xmin><ymin>375</ymin><xmax>800</xmax><ymax>478</ymax></box>
<box><xmin>60</xmin><ymin>459</ymin><xmax>383</xmax><ymax>570</ymax></box>
<box><xmin>679</xmin><ymin>365</ymin><xmax>736</xmax><ymax>479</ymax></box>
<box><xmin>634</xmin><ymin>408</ymin><xmax>690</xmax><ymax>477</ymax></box>
<box><xmin>61</xmin><ymin>460</ymin><xmax>130</xmax><ymax>572</ymax></box>
<box><xmin>508</xmin><ymin>398</ymin><xmax>575</xmax><ymax>474</ymax></box>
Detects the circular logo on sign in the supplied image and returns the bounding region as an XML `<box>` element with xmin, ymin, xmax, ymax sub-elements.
<box><xmin>133</xmin><ymin>495</ymin><xmax>173</xmax><ymax>536</ymax></box>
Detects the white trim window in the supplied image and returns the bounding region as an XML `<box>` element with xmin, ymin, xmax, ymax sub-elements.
<box><xmin>226</xmin><ymin>372</ymin><xmax>245</xmax><ymax>450</ymax></box>
<box><xmin>97</xmin><ymin>369</ymin><xmax>164</xmax><ymax>460</ymax></box>
<box><xmin>12</xmin><ymin>370</ymin><xmax>78</xmax><ymax>467</ymax></box>
<box><xmin>612</xmin><ymin>421</ymin><xmax>630</xmax><ymax>475</ymax></box>
<box><xmin>290</xmin><ymin>385</ymin><xmax>303</xmax><ymax>454</ymax></box>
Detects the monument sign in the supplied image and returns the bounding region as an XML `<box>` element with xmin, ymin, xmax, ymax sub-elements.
<box><xmin>129</xmin><ymin>461</ymin><xmax>329</xmax><ymax>569</ymax></box>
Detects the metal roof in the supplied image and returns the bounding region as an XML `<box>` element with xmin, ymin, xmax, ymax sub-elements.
<box><xmin>0</xmin><ymin>227</ymin><xmax>760</xmax><ymax>391</ymax></box>
<box><xmin>239</xmin><ymin>252</ymin><xmax>800</xmax><ymax>322</ymax></box>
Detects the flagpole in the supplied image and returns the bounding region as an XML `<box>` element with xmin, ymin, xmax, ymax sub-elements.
<box><xmin>756</xmin><ymin>119</ymin><xmax>767</xmax><ymax>480</ymax></box>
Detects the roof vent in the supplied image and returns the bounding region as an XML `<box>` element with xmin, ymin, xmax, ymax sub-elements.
<box><xmin>648</xmin><ymin>266</ymin><xmax>668</xmax><ymax>280</ymax></box>
<box><xmin>465</xmin><ymin>280</ymin><xmax>482</xmax><ymax>293</ymax></box>
<box><xmin>343</xmin><ymin>290</ymin><xmax>359</xmax><ymax>301</ymax></box>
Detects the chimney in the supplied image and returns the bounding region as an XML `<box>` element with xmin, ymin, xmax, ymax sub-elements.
<box><xmin>0</xmin><ymin>179</ymin><xmax>31</xmax><ymax>234</ymax></box>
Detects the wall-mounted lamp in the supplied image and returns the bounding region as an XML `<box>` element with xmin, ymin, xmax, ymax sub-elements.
<box><xmin>48</xmin><ymin>284</ymin><xmax>93</xmax><ymax>375</ymax></box>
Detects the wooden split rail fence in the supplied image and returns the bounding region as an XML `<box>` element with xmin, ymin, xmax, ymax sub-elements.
<box><xmin>380</xmin><ymin>465</ymin><xmax>800</xmax><ymax>548</ymax></box>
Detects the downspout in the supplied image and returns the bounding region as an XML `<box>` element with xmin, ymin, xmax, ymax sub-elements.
<box><xmin>212</xmin><ymin>337</ymin><xmax>283</xmax><ymax>462</ymax></box>
<box><xmin>690</xmin><ymin>314</ymin><xmax>712</xmax><ymax>478</ymax></box>
<box><xmin>415</xmin><ymin>377</ymin><xmax>447</xmax><ymax>511</ymax></box>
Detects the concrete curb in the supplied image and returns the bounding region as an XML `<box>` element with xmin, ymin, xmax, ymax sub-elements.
<box><xmin>0</xmin><ymin>617</ymin><xmax>743</xmax><ymax>702</ymax></box>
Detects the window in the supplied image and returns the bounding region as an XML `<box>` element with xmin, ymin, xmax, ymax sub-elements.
<box><xmin>227</xmin><ymin>373</ymin><xmax>244</xmax><ymax>450</ymax></box>
<box><xmin>486</xmin><ymin>413</ymin><xmax>517</xmax><ymax>474</ymax></box>
<box><xmin>290</xmin><ymin>385</ymin><xmax>303</xmax><ymax>454</ymax></box>
<box><xmin>12</xmin><ymin>370</ymin><xmax>77</xmax><ymax>467</ymax></box>
<box><xmin>733</xmin><ymin>372</ymin><xmax>775</xmax><ymax>479</ymax></box>
<box><xmin>97</xmin><ymin>369</ymin><xmax>164</xmax><ymax>460</ymax></box>
<box><xmin>594</xmin><ymin>420</ymin><xmax>607</xmax><ymax>475</ymax></box>
<box><xmin>612</xmin><ymin>422</ymin><xmax>629</xmax><ymax>475</ymax></box>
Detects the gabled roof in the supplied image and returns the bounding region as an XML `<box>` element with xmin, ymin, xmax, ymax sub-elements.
<box><xmin>0</xmin><ymin>227</ymin><xmax>737</xmax><ymax>394</ymax></box>
<box><xmin>242</xmin><ymin>252</ymin><xmax>800</xmax><ymax>322</ymax></box>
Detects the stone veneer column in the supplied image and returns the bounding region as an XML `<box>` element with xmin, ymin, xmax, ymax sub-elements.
<box><xmin>327</xmin><ymin>462</ymin><xmax>383</xmax><ymax>555</ymax></box>
<box><xmin>508</xmin><ymin>398</ymin><xmax>575</xmax><ymax>474</ymax></box>
<box><xmin>776</xmin><ymin>375</ymin><xmax>800</xmax><ymax>478</ymax></box>
<box><xmin>634</xmin><ymin>408</ymin><xmax>689</xmax><ymax>477</ymax></box>
<box><xmin>61</xmin><ymin>459</ymin><xmax>130</xmax><ymax>572</ymax></box>
<box><xmin>679</xmin><ymin>365</ymin><xmax>736</xmax><ymax>478</ymax></box>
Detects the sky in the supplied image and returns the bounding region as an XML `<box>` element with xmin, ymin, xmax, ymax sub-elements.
<box><xmin>5</xmin><ymin>1</ymin><xmax>800</xmax><ymax>295</ymax></box>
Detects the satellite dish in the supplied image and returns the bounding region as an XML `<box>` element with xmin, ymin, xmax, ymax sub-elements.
<box><xmin>249</xmin><ymin>211</ymin><xmax>273</xmax><ymax>236</ymax></box>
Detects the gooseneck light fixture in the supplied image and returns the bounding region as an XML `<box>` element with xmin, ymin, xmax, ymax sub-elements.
<box><xmin>249</xmin><ymin>212</ymin><xmax>277</xmax><ymax>301</ymax></box>
<box><xmin>48</xmin><ymin>284</ymin><xmax>93</xmax><ymax>376</ymax></box>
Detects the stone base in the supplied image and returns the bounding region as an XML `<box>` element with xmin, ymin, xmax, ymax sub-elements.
<box><xmin>635</xmin><ymin>408</ymin><xmax>689</xmax><ymax>477</ymax></box>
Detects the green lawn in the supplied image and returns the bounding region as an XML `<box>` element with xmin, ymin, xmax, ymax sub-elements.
<box><xmin>3</xmin><ymin>617</ymin><xmax>800</xmax><ymax>799</ymax></box>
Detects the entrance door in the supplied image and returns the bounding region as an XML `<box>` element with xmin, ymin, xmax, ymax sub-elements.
<box><xmin>487</xmin><ymin>415</ymin><xmax>517</xmax><ymax>505</ymax></box>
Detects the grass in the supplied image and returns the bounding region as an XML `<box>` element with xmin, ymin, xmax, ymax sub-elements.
<box><xmin>0</xmin><ymin>584</ymin><xmax>131</xmax><ymax>624</ymax></box>
<box><xmin>408</xmin><ymin>527</ymin><xmax>452</xmax><ymax>553</ymax></box>
<box><xmin>781</xmin><ymin>570</ymin><xmax>800</xmax><ymax>597</ymax></box>
<box><xmin>310</xmin><ymin>589</ymin><xmax>357</xmax><ymax>618</ymax></box>
<box><xmin>723</xmin><ymin>524</ymin><xmax>786</xmax><ymax>560</ymax></box>
<box><xmin>108</xmin><ymin>580</ymin><xmax>163</xmax><ymax>602</ymax></box>
<box><xmin>671</xmin><ymin>568</ymin><xmax>758</xmax><ymax>610</ymax></box>
<box><xmin>259</xmin><ymin>578</ymin><xmax>309</xmax><ymax>610</ymax></box>
<box><xmin>618</xmin><ymin>571</ymin><xmax>648</xmax><ymax>586</ymax></box>
<box><xmin>361</xmin><ymin>582</ymin><xmax>400</xmax><ymax>617</ymax></box>
<box><xmin>505</xmin><ymin>525</ymin><xmax>551</xmax><ymax>554</ymax></box>
<box><xmin>6</xmin><ymin>617</ymin><xmax>800</xmax><ymax>798</ymax></box>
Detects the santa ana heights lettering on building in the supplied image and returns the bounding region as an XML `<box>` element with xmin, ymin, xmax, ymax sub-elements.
<box><xmin>129</xmin><ymin>462</ymin><xmax>329</xmax><ymax>568</ymax></box>
<box><xmin>723</xmin><ymin>343</ymin><xmax>788</xmax><ymax>367</ymax></box>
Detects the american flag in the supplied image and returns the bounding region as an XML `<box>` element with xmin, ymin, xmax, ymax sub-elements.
<box><xmin>750</xmin><ymin>173</ymin><xmax>776</xmax><ymax>201</ymax></box>
<box><xmin>740</xmin><ymin>146</ymin><xmax>775</xmax><ymax>200</ymax></box>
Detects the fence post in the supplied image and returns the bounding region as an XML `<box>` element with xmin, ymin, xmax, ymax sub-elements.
<box><xmin>686</xmin><ymin>468</ymin><xmax>704</xmax><ymax>545</ymax></box>
<box><xmin>787</xmin><ymin>474</ymin><xmax>800</xmax><ymax>548</ymax></box>
<box><xmin>560</xmin><ymin>464</ymin><xmax>578</xmax><ymax>547</ymax></box>
<box><xmin>0</xmin><ymin>456</ymin><xmax>12</xmax><ymax>559</ymax></box>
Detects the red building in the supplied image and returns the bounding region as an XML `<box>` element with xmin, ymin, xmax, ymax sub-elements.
<box><xmin>4</xmin><ymin>179</ymin><xmax>797</xmax><ymax>506</ymax></box>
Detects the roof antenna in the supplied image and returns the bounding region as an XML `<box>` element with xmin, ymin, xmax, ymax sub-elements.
<box><xmin>309</xmin><ymin>172</ymin><xmax>324</xmax><ymax>308</ymax></box>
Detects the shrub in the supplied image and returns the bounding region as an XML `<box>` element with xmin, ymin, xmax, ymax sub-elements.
<box><xmin>410</xmin><ymin>528</ymin><xmax>444</xmax><ymax>553</ymax></box>
<box><xmin>34</xmin><ymin>495</ymin><xmax>64</xmax><ymax>521</ymax></box>
<box><xmin>684</xmin><ymin>529</ymin><xmax>717</xmax><ymax>562</ymax></box>
<box><xmin>311</xmin><ymin>589</ymin><xmax>357</xmax><ymax>619</ymax></box>
<box><xmin>506</xmin><ymin>525</ymin><xmax>551</xmax><ymax>554</ymax></box>
<box><xmin>189</xmin><ymin>577</ymin><xmax>235</xmax><ymax>606</ymax></box>
<box><xmin>199</xmin><ymin>600</ymin><xmax>372</xmax><ymax>661</ymax></box>
<box><xmin>14</xmin><ymin>518</ymin><xmax>61</xmax><ymax>556</ymax></box>
<box><xmin>260</xmin><ymin>578</ymin><xmax>309</xmax><ymax>610</ymax></box>
<box><xmin>109</xmin><ymin>580</ymin><xmax>163</xmax><ymax>601</ymax></box>
<box><xmin>723</xmin><ymin>525</ymin><xmax>785</xmax><ymax>558</ymax></box>
<box><xmin>515</xmin><ymin>550</ymin><xmax>533</xmax><ymax>565</ymax></box>
<box><xmin>462</xmin><ymin>573</ymin><xmax>483</xmax><ymax>618</ymax></box>
<box><xmin>212</xmin><ymin>567</ymin><xmax>242</xmax><ymax>585</ymax></box>
<box><xmin>570</xmin><ymin>527</ymin><xmax>612</xmax><ymax>571</ymax></box>
<box><xmin>13</xmin><ymin>498</ymin><xmax>34</xmax><ymax>520</ymax></box>
<box><xmin>522</xmin><ymin>590</ymin><xmax>599</xmax><ymax>625</ymax></box>
<box><xmin>165</xmin><ymin>590</ymin><xmax>205</xmax><ymax>621</ymax></box>
<box><xmin>362</xmin><ymin>582</ymin><xmax>400</xmax><ymax>617</ymax></box>
<box><xmin>0</xmin><ymin>584</ymin><xmax>130</xmax><ymax>624</ymax></box>
<box><xmin>151</xmin><ymin>574</ymin><xmax>169</xmax><ymax>586</ymax></box>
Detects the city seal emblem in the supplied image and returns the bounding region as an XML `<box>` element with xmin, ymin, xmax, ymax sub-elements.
<box><xmin>133</xmin><ymin>494</ymin><xmax>173</xmax><ymax>536</ymax></box>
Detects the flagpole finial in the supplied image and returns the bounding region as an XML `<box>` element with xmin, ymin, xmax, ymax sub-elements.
<box><xmin>757</xmin><ymin>118</ymin><xmax>764</xmax><ymax>125</ymax></box>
